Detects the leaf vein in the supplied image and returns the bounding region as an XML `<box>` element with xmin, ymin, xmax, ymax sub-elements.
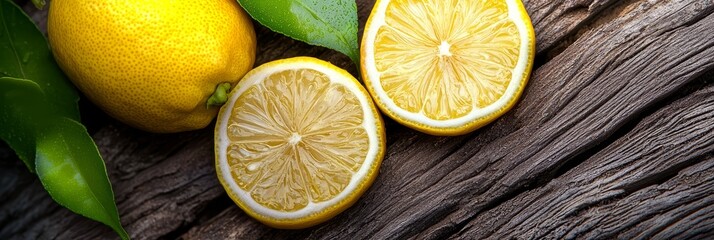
<box><xmin>293</xmin><ymin>0</ymin><xmax>356</xmax><ymax>57</ymax></box>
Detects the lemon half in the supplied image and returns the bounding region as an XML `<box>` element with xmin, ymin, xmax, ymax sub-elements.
<box><xmin>361</xmin><ymin>0</ymin><xmax>536</xmax><ymax>135</ymax></box>
<box><xmin>215</xmin><ymin>57</ymin><xmax>386</xmax><ymax>229</ymax></box>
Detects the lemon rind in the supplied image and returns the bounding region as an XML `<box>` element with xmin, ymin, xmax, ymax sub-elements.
<box><xmin>215</xmin><ymin>57</ymin><xmax>385</xmax><ymax>228</ymax></box>
<box><xmin>361</xmin><ymin>0</ymin><xmax>536</xmax><ymax>136</ymax></box>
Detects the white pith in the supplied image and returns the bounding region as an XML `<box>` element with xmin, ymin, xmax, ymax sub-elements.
<box><xmin>216</xmin><ymin>59</ymin><xmax>381</xmax><ymax>220</ymax></box>
<box><xmin>363</xmin><ymin>0</ymin><xmax>532</xmax><ymax>128</ymax></box>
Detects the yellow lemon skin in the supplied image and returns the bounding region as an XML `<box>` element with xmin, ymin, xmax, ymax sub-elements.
<box><xmin>48</xmin><ymin>0</ymin><xmax>257</xmax><ymax>133</ymax></box>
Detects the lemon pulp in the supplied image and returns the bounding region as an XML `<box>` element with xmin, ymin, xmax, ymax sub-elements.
<box><xmin>215</xmin><ymin>57</ymin><xmax>385</xmax><ymax>228</ymax></box>
<box><xmin>362</xmin><ymin>0</ymin><xmax>535</xmax><ymax>135</ymax></box>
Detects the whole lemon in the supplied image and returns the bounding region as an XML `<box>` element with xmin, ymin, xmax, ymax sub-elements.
<box><xmin>48</xmin><ymin>0</ymin><xmax>256</xmax><ymax>133</ymax></box>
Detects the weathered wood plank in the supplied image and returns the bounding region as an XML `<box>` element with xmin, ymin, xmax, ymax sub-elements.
<box><xmin>417</xmin><ymin>0</ymin><xmax>714</xmax><ymax>237</ymax></box>
<box><xmin>0</xmin><ymin>161</ymin><xmax>62</xmax><ymax>239</ymax></box>
<box><xmin>1</xmin><ymin>0</ymin><xmax>713</xmax><ymax>239</ymax></box>
<box><xmin>525</xmin><ymin>0</ymin><xmax>620</xmax><ymax>53</ymax></box>
<box><xmin>456</xmin><ymin>85</ymin><xmax>714</xmax><ymax>239</ymax></box>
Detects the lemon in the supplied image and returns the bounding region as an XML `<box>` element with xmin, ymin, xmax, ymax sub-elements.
<box><xmin>214</xmin><ymin>57</ymin><xmax>386</xmax><ymax>229</ymax></box>
<box><xmin>361</xmin><ymin>0</ymin><xmax>536</xmax><ymax>136</ymax></box>
<box><xmin>48</xmin><ymin>0</ymin><xmax>256</xmax><ymax>133</ymax></box>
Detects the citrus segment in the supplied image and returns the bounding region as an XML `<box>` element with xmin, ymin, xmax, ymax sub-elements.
<box><xmin>215</xmin><ymin>57</ymin><xmax>385</xmax><ymax>229</ymax></box>
<box><xmin>362</xmin><ymin>0</ymin><xmax>535</xmax><ymax>135</ymax></box>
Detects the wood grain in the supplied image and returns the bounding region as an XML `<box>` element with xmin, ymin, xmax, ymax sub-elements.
<box><xmin>1</xmin><ymin>0</ymin><xmax>713</xmax><ymax>239</ymax></box>
<box><xmin>459</xmin><ymin>86</ymin><xmax>714</xmax><ymax>239</ymax></box>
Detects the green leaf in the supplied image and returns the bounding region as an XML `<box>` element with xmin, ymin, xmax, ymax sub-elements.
<box><xmin>35</xmin><ymin>117</ymin><xmax>129</xmax><ymax>240</ymax></box>
<box><xmin>1</xmin><ymin>0</ymin><xmax>79</xmax><ymax>170</ymax></box>
<box><xmin>0</xmin><ymin>1</ymin><xmax>129</xmax><ymax>239</ymax></box>
<box><xmin>238</xmin><ymin>0</ymin><xmax>359</xmax><ymax>65</ymax></box>
<box><xmin>0</xmin><ymin>77</ymin><xmax>46</xmax><ymax>170</ymax></box>
<box><xmin>0</xmin><ymin>0</ymin><xmax>79</xmax><ymax>121</ymax></box>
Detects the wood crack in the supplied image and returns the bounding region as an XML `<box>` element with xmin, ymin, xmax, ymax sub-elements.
<box><xmin>159</xmin><ymin>194</ymin><xmax>233</xmax><ymax>240</ymax></box>
<box><xmin>619</xmin><ymin>148</ymin><xmax>713</xmax><ymax>195</ymax></box>
<box><xmin>531</xmin><ymin>0</ymin><xmax>635</xmax><ymax>59</ymax></box>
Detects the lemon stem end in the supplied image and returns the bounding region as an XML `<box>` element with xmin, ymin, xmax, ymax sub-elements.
<box><xmin>31</xmin><ymin>0</ymin><xmax>46</xmax><ymax>9</ymax></box>
<box><xmin>207</xmin><ymin>83</ymin><xmax>231</xmax><ymax>108</ymax></box>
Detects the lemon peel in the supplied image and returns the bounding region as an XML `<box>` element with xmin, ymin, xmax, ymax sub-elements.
<box><xmin>215</xmin><ymin>57</ymin><xmax>386</xmax><ymax>229</ymax></box>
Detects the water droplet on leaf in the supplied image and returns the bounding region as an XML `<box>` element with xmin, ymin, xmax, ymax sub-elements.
<box><xmin>22</xmin><ymin>53</ymin><xmax>32</xmax><ymax>64</ymax></box>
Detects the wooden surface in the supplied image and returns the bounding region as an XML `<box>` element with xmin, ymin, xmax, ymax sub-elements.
<box><xmin>2</xmin><ymin>0</ymin><xmax>714</xmax><ymax>239</ymax></box>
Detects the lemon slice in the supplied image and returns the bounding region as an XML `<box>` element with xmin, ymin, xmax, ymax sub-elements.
<box><xmin>361</xmin><ymin>0</ymin><xmax>536</xmax><ymax>135</ymax></box>
<box><xmin>215</xmin><ymin>57</ymin><xmax>386</xmax><ymax>229</ymax></box>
